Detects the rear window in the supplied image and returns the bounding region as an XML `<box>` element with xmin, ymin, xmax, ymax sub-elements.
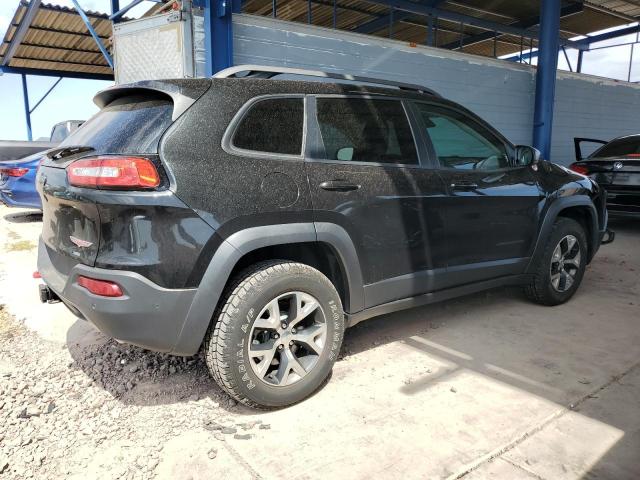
<box><xmin>591</xmin><ymin>136</ymin><xmax>640</xmax><ymax>158</ymax></box>
<box><xmin>59</xmin><ymin>95</ymin><xmax>173</xmax><ymax>154</ymax></box>
<box><xmin>313</xmin><ymin>98</ymin><xmax>418</xmax><ymax>165</ymax></box>
<box><xmin>231</xmin><ymin>97</ymin><xmax>304</xmax><ymax>155</ymax></box>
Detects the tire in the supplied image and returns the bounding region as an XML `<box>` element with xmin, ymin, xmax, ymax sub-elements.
<box><xmin>525</xmin><ymin>217</ymin><xmax>588</xmax><ymax>306</ymax></box>
<box><xmin>203</xmin><ymin>260</ymin><xmax>345</xmax><ymax>408</ymax></box>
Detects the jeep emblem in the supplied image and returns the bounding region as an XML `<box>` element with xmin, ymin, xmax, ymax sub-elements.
<box><xmin>69</xmin><ymin>236</ymin><xmax>93</xmax><ymax>248</ymax></box>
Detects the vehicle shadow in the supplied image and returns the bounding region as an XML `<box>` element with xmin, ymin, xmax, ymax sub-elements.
<box><xmin>65</xmin><ymin>318</ymin><xmax>331</xmax><ymax>415</ymax></box>
<box><xmin>3</xmin><ymin>210</ymin><xmax>42</xmax><ymax>223</ymax></box>
<box><xmin>65</xmin><ymin>320</ymin><xmax>247</xmax><ymax>414</ymax></box>
<box><xmin>63</xmin><ymin>219</ymin><xmax>639</xmax><ymax>476</ymax></box>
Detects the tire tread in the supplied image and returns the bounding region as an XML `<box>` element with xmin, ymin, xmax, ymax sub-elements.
<box><xmin>203</xmin><ymin>260</ymin><xmax>338</xmax><ymax>409</ymax></box>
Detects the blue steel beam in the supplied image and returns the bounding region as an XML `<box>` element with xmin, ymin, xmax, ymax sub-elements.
<box><xmin>533</xmin><ymin>0</ymin><xmax>561</xmax><ymax>160</ymax></box>
<box><xmin>506</xmin><ymin>24</ymin><xmax>640</xmax><ymax>63</ymax></box>
<box><xmin>358</xmin><ymin>0</ymin><xmax>585</xmax><ymax>49</ymax></box>
<box><xmin>111</xmin><ymin>0</ymin><xmax>120</xmax><ymax>16</ymax></box>
<box><xmin>440</xmin><ymin>2</ymin><xmax>583</xmax><ymax>51</ymax></box>
<box><xmin>575</xmin><ymin>24</ymin><xmax>640</xmax><ymax>48</ymax></box>
<box><xmin>204</xmin><ymin>0</ymin><xmax>233</xmax><ymax>76</ymax></box>
<box><xmin>29</xmin><ymin>77</ymin><xmax>63</xmax><ymax>114</ymax></box>
<box><xmin>561</xmin><ymin>45</ymin><xmax>573</xmax><ymax>71</ymax></box>
<box><xmin>355</xmin><ymin>0</ymin><xmax>446</xmax><ymax>35</ymax></box>
<box><xmin>21</xmin><ymin>74</ymin><xmax>33</xmax><ymax>142</ymax></box>
<box><xmin>110</xmin><ymin>0</ymin><xmax>163</xmax><ymax>22</ymax></box>
<box><xmin>0</xmin><ymin>65</ymin><xmax>114</xmax><ymax>81</ymax></box>
<box><xmin>70</xmin><ymin>0</ymin><xmax>114</xmax><ymax>69</ymax></box>
<box><xmin>2</xmin><ymin>0</ymin><xmax>42</xmax><ymax>66</ymax></box>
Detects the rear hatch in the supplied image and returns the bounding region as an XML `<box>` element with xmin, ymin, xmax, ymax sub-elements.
<box><xmin>581</xmin><ymin>136</ymin><xmax>640</xmax><ymax>188</ymax></box>
<box><xmin>579</xmin><ymin>157</ymin><xmax>640</xmax><ymax>188</ymax></box>
<box><xmin>38</xmin><ymin>80</ymin><xmax>210</xmax><ymax>272</ymax></box>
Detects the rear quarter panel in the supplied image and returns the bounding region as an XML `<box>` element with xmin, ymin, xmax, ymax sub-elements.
<box><xmin>1</xmin><ymin>156</ymin><xmax>43</xmax><ymax>209</ymax></box>
<box><xmin>159</xmin><ymin>79</ymin><xmax>325</xmax><ymax>238</ymax></box>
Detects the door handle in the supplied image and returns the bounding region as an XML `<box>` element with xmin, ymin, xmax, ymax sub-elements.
<box><xmin>450</xmin><ymin>182</ymin><xmax>478</xmax><ymax>191</ymax></box>
<box><xmin>319</xmin><ymin>180</ymin><xmax>361</xmax><ymax>192</ymax></box>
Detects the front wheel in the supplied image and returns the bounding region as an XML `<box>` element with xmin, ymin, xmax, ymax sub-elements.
<box><xmin>203</xmin><ymin>261</ymin><xmax>345</xmax><ymax>408</ymax></box>
<box><xmin>525</xmin><ymin>217</ymin><xmax>588</xmax><ymax>306</ymax></box>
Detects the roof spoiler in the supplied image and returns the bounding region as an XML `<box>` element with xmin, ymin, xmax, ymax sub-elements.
<box><xmin>93</xmin><ymin>79</ymin><xmax>212</xmax><ymax>121</ymax></box>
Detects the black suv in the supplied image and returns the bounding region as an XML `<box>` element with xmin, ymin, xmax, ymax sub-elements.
<box><xmin>37</xmin><ymin>65</ymin><xmax>610</xmax><ymax>408</ymax></box>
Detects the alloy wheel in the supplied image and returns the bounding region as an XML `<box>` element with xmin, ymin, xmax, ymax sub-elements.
<box><xmin>550</xmin><ymin>234</ymin><xmax>581</xmax><ymax>293</ymax></box>
<box><xmin>248</xmin><ymin>291</ymin><xmax>327</xmax><ymax>387</ymax></box>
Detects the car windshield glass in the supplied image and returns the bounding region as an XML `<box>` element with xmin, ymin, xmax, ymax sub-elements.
<box><xmin>50</xmin><ymin>125</ymin><xmax>71</xmax><ymax>143</ymax></box>
<box><xmin>590</xmin><ymin>137</ymin><xmax>640</xmax><ymax>158</ymax></box>
<box><xmin>59</xmin><ymin>95</ymin><xmax>174</xmax><ymax>154</ymax></box>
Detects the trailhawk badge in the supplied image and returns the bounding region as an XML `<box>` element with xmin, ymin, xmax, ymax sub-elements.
<box><xmin>69</xmin><ymin>236</ymin><xmax>93</xmax><ymax>248</ymax></box>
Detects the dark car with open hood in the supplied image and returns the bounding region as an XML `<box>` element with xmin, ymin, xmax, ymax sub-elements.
<box><xmin>36</xmin><ymin>65</ymin><xmax>613</xmax><ymax>408</ymax></box>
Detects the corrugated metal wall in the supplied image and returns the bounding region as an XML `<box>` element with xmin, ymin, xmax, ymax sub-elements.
<box><xmin>230</xmin><ymin>14</ymin><xmax>640</xmax><ymax>164</ymax></box>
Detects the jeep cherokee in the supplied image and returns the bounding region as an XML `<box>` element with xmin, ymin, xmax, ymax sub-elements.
<box><xmin>36</xmin><ymin>65</ymin><xmax>611</xmax><ymax>408</ymax></box>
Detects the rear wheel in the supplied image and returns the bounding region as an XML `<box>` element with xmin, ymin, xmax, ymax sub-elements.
<box><xmin>203</xmin><ymin>260</ymin><xmax>344</xmax><ymax>408</ymax></box>
<box><xmin>525</xmin><ymin>217</ymin><xmax>588</xmax><ymax>306</ymax></box>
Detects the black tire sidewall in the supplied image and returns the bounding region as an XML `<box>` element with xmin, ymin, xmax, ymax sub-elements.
<box><xmin>223</xmin><ymin>264</ymin><xmax>344</xmax><ymax>407</ymax></box>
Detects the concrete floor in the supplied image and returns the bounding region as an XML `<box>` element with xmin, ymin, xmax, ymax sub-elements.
<box><xmin>1</xmin><ymin>204</ymin><xmax>639</xmax><ymax>479</ymax></box>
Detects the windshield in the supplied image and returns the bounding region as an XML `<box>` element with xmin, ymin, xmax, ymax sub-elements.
<box><xmin>60</xmin><ymin>94</ymin><xmax>174</xmax><ymax>154</ymax></box>
<box><xmin>590</xmin><ymin>136</ymin><xmax>640</xmax><ymax>159</ymax></box>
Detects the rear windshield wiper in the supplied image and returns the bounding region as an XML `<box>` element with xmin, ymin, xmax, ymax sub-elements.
<box><xmin>47</xmin><ymin>145</ymin><xmax>95</xmax><ymax>160</ymax></box>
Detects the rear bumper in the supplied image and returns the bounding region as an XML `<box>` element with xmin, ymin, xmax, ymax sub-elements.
<box><xmin>605</xmin><ymin>188</ymin><xmax>640</xmax><ymax>216</ymax></box>
<box><xmin>37</xmin><ymin>237</ymin><xmax>197</xmax><ymax>354</ymax></box>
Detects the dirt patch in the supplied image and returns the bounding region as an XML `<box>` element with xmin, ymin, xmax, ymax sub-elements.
<box><xmin>0</xmin><ymin>305</ymin><xmax>20</xmax><ymax>339</ymax></box>
<box><xmin>5</xmin><ymin>240</ymin><xmax>35</xmax><ymax>252</ymax></box>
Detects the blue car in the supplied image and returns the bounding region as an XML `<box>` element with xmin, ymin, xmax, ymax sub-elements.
<box><xmin>0</xmin><ymin>151</ymin><xmax>46</xmax><ymax>209</ymax></box>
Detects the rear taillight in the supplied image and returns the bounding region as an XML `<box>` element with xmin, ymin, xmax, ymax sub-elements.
<box><xmin>0</xmin><ymin>167</ymin><xmax>29</xmax><ymax>177</ymax></box>
<box><xmin>66</xmin><ymin>156</ymin><xmax>160</xmax><ymax>189</ymax></box>
<box><xmin>569</xmin><ymin>163</ymin><xmax>589</xmax><ymax>175</ymax></box>
<box><xmin>77</xmin><ymin>276</ymin><xmax>123</xmax><ymax>297</ymax></box>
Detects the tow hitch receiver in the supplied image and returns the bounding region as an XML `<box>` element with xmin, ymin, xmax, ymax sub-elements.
<box><xmin>39</xmin><ymin>284</ymin><xmax>60</xmax><ymax>304</ymax></box>
<box><xmin>601</xmin><ymin>229</ymin><xmax>615</xmax><ymax>245</ymax></box>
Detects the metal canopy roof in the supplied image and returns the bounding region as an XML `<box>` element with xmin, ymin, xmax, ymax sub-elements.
<box><xmin>0</xmin><ymin>1</ymin><xmax>115</xmax><ymax>80</ymax></box>
<box><xmin>1</xmin><ymin>0</ymin><xmax>640</xmax><ymax>81</ymax></box>
<box><xmin>242</xmin><ymin>0</ymin><xmax>640</xmax><ymax>59</ymax></box>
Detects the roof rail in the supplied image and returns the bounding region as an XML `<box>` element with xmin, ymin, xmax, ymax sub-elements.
<box><xmin>213</xmin><ymin>64</ymin><xmax>440</xmax><ymax>97</ymax></box>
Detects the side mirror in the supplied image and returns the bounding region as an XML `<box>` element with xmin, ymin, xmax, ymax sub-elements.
<box><xmin>515</xmin><ymin>145</ymin><xmax>541</xmax><ymax>166</ymax></box>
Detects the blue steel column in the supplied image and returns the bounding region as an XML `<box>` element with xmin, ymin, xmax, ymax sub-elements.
<box><xmin>204</xmin><ymin>0</ymin><xmax>234</xmax><ymax>76</ymax></box>
<box><xmin>110</xmin><ymin>0</ymin><xmax>120</xmax><ymax>16</ymax></box>
<box><xmin>21</xmin><ymin>74</ymin><xmax>33</xmax><ymax>142</ymax></box>
<box><xmin>532</xmin><ymin>0</ymin><xmax>561</xmax><ymax>160</ymax></box>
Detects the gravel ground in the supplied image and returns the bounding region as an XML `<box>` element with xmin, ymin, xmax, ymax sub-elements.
<box><xmin>0</xmin><ymin>303</ymin><xmax>270</xmax><ymax>480</ymax></box>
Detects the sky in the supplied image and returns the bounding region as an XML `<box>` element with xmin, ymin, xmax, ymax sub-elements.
<box><xmin>0</xmin><ymin>1</ymin><xmax>638</xmax><ymax>140</ymax></box>
<box><xmin>0</xmin><ymin>1</ymin><xmax>148</xmax><ymax>141</ymax></box>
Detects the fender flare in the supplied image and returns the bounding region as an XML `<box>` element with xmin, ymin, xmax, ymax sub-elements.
<box><xmin>526</xmin><ymin>195</ymin><xmax>599</xmax><ymax>274</ymax></box>
<box><xmin>170</xmin><ymin>222</ymin><xmax>364</xmax><ymax>356</ymax></box>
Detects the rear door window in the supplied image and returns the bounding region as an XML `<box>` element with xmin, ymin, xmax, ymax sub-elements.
<box><xmin>313</xmin><ymin>98</ymin><xmax>418</xmax><ymax>165</ymax></box>
<box><xmin>60</xmin><ymin>94</ymin><xmax>174</xmax><ymax>154</ymax></box>
<box><xmin>231</xmin><ymin>97</ymin><xmax>304</xmax><ymax>155</ymax></box>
